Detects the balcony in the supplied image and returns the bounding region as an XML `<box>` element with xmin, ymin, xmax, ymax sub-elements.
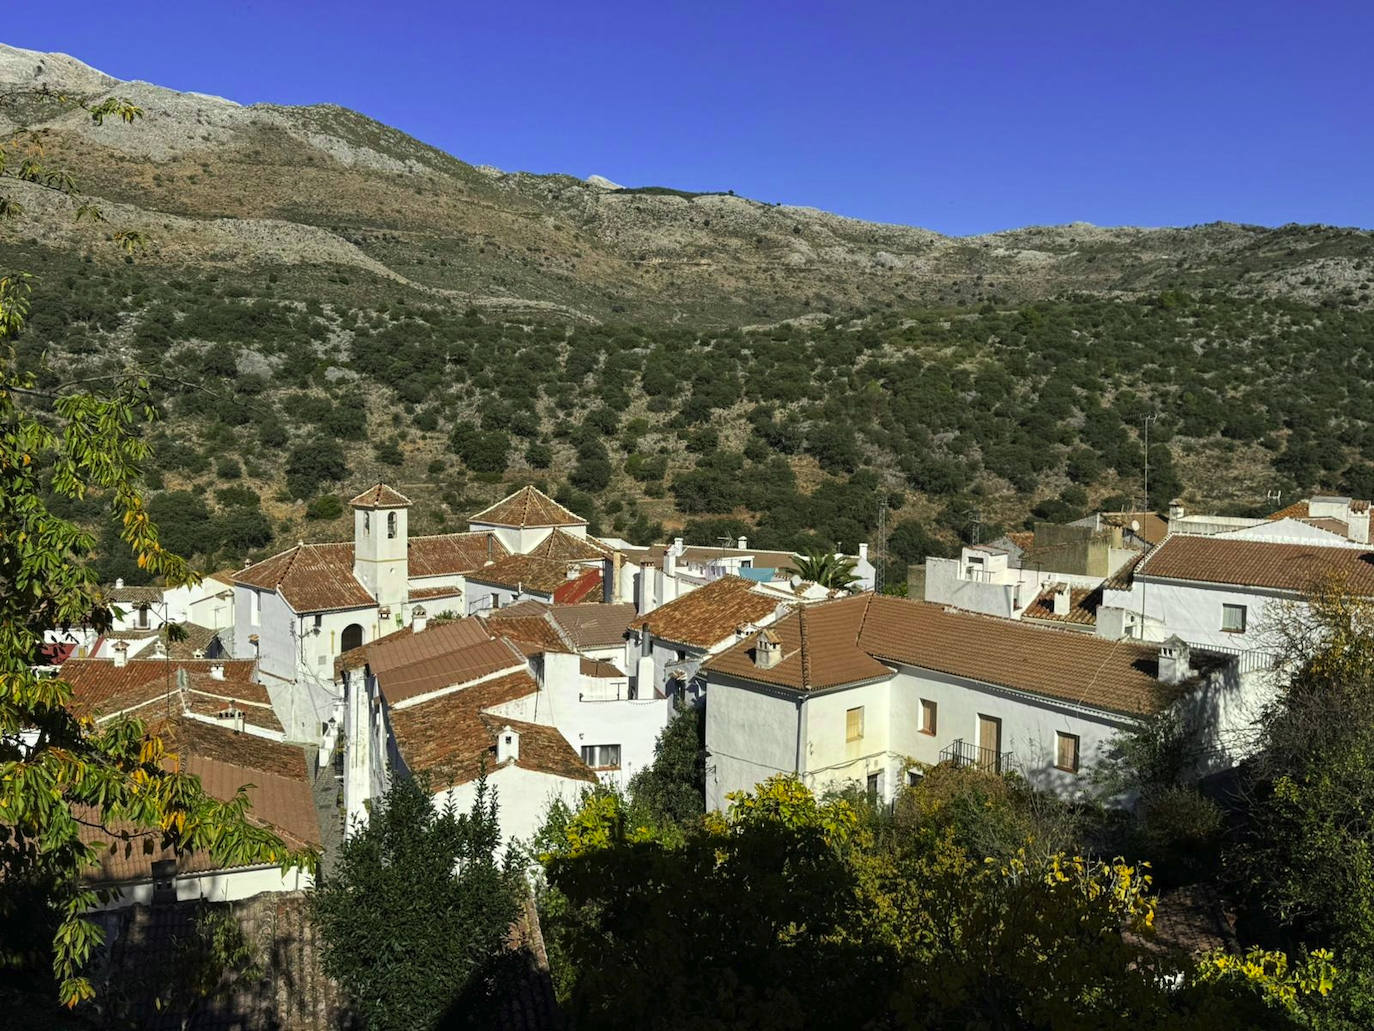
<box><xmin>938</xmin><ymin>738</ymin><xmax>1013</xmax><ymax>774</ymax></box>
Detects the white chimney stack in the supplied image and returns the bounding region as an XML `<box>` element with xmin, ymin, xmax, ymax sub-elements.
<box><xmin>1052</xmin><ymin>583</ymin><xmax>1071</xmax><ymax>617</ymax></box>
<box><xmin>1168</xmin><ymin>499</ymin><xmax>1186</xmax><ymax>520</ymax></box>
<box><xmin>664</xmin><ymin>548</ymin><xmax>677</xmax><ymax>578</ymax></box>
<box><xmin>210</xmin><ymin>663</ymin><xmax>225</xmax><ymax>681</ymax></box>
<box><xmin>114</xmin><ymin>578</ymin><xmax>125</xmax><ymax>589</ymax></box>
<box><xmin>1158</xmin><ymin>636</ymin><xmax>1192</xmax><ymax>686</ymax></box>
<box><xmin>754</xmin><ymin>629</ymin><xmax>782</xmax><ymax>670</ymax></box>
<box><xmin>737</xmin><ymin>536</ymin><xmax>748</xmax><ymax>550</ymax></box>
<box><xmin>113</xmin><ymin>641</ymin><xmax>129</xmax><ymax>668</ymax></box>
<box><xmin>859</xmin><ymin>543</ymin><xmax>869</xmax><ymax>562</ymax></box>
<box><xmin>1349</xmin><ymin>501</ymin><xmax>1370</xmax><ymax>545</ymax></box>
<box><xmin>411</xmin><ymin>606</ymin><xmax>427</xmax><ymax>634</ymax></box>
<box><xmin>496</xmin><ymin>725</ymin><xmax>520</xmax><ymax>764</ymax></box>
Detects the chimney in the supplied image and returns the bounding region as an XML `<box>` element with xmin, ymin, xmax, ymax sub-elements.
<box><xmin>153</xmin><ymin>639</ymin><xmax>166</xmax><ymax>659</ymax></box>
<box><xmin>737</xmin><ymin>536</ymin><xmax>748</xmax><ymax>550</ymax></box>
<box><xmin>113</xmin><ymin>640</ymin><xmax>129</xmax><ymax>668</ymax></box>
<box><xmin>1349</xmin><ymin>501</ymin><xmax>1370</xmax><ymax>544</ymax></box>
<box><xmin>1052</xmin><ymin>583</ymin><xmax>1071</xmax><ymax>617</ymax></box>
<box><xmin>210</xmin><ymin>663</ymin><xmax>225</xmax><ymax>680</ymax></box>
<box><xmin>114</xmin><ymin>578</ymin><xmax>124</xmax><ymax>589</ymax></box>
<box><xmin>1168</xmin><ymin>499</ymin><xmax>1185</xmax><ymax>520</ymax></box>
<box><xmin>735</xmin><ymin>622</ymin><xmax>755</xmax><ymax>641</ymax></box>
<box><xmin>754</xmin><ymin>629</ymin><xmax>782</xmax><ymax>670</ymax></box>
<box><xmin>673</xmin><ymin>537</ymin><xmax>685</xmax><ymax>554</ymax></box>
<box><xmin>497</xmin><ymin>725</ymin><xmax>520</xmax><ymax>764</ymax></box>
<box><xmin>664</xmin><ymin>548</ymin><xmax>676</xmax><ymax>578</ymax></box>
<box><xmin>411</xmin><ymin>606</ymin><xmax>427</xmax><ymax>634</ymax></box>
<box><xmin>859</xmin><ymin>543</ymin><xmax>869</xmax><ymax>563</ymax></box>
<box><xmin>1158</xmin><ymin>636</ymin><xmax>1191</xmax><ymax>686</ymax></box>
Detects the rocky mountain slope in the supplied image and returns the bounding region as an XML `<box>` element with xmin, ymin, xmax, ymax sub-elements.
<box><xmin>4</xmin><ymin>43</ymin><xmax>1372</xmax><ymax>325</ymax></box>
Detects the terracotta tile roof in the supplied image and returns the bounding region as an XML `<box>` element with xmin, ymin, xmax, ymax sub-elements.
<box><xmin>233</xmin><ymin>542</ymin><xmax>374</xmax><ymax>613</ymax></box>
<box><xmin>1101</xmin><ymin>511</ymin><xmax>1170</xmax><ymax>546</ymax></box>
<box><xmin>469</xmin><ymin>485</ymin><xmax>586</xmax><ymax>529</ymax></box>
<box><xmin>1138</xmin><ymin>535</ymin><xmax>1374</xmax><ymax>594</ymax></box>
<box><xmin>707</xmin><ymin>595</ymin><xmax>1174</xmax><ymax>717</ymax></box>
<box><xmin>526</xmin><ymin>528</ymin><xmax>612</xmax><ymax>562</ymax></box>
<box><xmin>105</xmin><ymin>583</ymin><xmax>163</xmax><ymax>604</ymax></box>
<box><xmin>62</xmin><ymin>658</ymin><xmax>266</xmax><ymax>722</ymax></box>
<box><xmin>1267</xmin><ymin>500</ymin><xmax>1310</xmax><ymax>521</ymax></box>
<box><xmin>629</xmin><ymin>576</ymin><xmax>782</xmax><ymax>649</ymax></box>
<box><xmin>349</xmin><ymin>482</ymin><xmax>412</xmax><ymax>508</ymax></box>
<box><xmin>162</xmin><ymin>621</ymin><xmax>223</xmax><ymax>660</ymax></box>
<box><xmin>409</xmin><ymin>531</ymin><xmax>508</xmax><ymax>577</ymax></box>
<box><xmin>1104</xmin><ymin>551</ymin><xmax>1148</xmax><ymax>591</ymax></box>
<box><xmin>236</xmin><ymin>532</ymin><xmax>508</xmax><ymax>613</ymax></box>
<box><xmin>553</xmin><ymin>568</ymin><xmax>603</xmax><ymax>604</ymax></box>
<box><xmin>481</xmin><ymin>611</ymin><xmax>571</xmax><ymax>654</ymax></box>
<box><xmin>468</xmin><ymin>554</ymin><xmax>582</xmax><ymax>594</ymax></box>
<box><xmin>406</xmin><ymin>584</ymin><xmax>465</xmax><ymax>603</ymax></box>
<box><xmin>339</xmin><ymin>616</ymin><xmax>494</xmax><ymax>676</ymax></box>
<box><xmin>1023</xmin><ymin>585</ymin><xmax>1102</xmax><ymax>627</ymax></box>
<box><xmin>388</xmin><ymin>672</ymin><xmax>595</xmax><ymax>786</ymax></box>
<box><xmin>705</xmin><ymin>600</ymin><xmax>892</xmax><ymax>692</ymax></box>
<box><xmin>580</xmin><ymin>658</ymin><xmax>625</xmax><ymax>678</ymax></box>
<box><xmin>182</xmin><ymin>691</ymin><xmax>284</xmax><ymax>735</ymax></box>
<box><xmin>379</xmin><ymin>637</ymin><xmax>528</xmax><ymax>706</ymax></box>
<box><xmin>78</xmin><ymin>716</ymin><xmax>319</xmax><ymax>885</ymax></box>
<box><xmin>546</xmin><ymin>603</ymin><xmax>636</xmax><ymax>649</ymax></box>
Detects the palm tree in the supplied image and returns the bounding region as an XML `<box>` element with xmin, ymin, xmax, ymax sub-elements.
<box><xmin>788</xmin><ymin>549</ymin><xmax>861</xmax><ymax>591</ymax></box>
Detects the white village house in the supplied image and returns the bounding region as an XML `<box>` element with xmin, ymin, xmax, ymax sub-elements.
<box><xmin>702</xmin><ymin>594</ymin><xmax>1249</xmax><ymax>809</ymax></box>
<box><xmin>60</xmin><ymin>655</ymin><xmax>318</xmax><ymax>908</ymax></box>
<box><xmin>229</xmin><ymin>484</ymin><xmax>506</xmax><ymax>744</ymax></box>
<box><xmin>337</xmin><ymin>611</ymin><xmax>665</xmax><ymax>844</ymax></box>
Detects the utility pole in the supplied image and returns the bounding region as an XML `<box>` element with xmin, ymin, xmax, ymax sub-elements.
<box><xmin>1142</xmin><ymin>414</ymin><xmax>1157</xmax><ymax>511</ymax></box>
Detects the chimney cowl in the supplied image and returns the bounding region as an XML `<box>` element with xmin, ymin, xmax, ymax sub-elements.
<box><xmin>113</xmin><ymin>640</ymin><xmax>129</xmax><ymax>667</ymax></box>
<box><xmin>210</xmin><ymin>663</ymin><xmax>225</xmax><ymax>680</ymax></box>
<box><xmin>754</xmin><ymin>628</ymin><xmax>783</xmax><ymax>669</ymax></box>
<box><xmin>412</xmin><ymin>606</ymin><xmax>428</xmax><ymax>633</ymax></box>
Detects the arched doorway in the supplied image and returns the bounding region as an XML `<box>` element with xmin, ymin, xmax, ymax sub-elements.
<box><xmin>341</xmin><ymin>623</ymin><xmax>364</xmax><ymax>653</ymax></box>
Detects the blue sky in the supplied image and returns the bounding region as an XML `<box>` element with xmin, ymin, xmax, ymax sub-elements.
<box><xmin>7</xmin><ymin>1</ymin><xmax>1371</xmax><ymax>235</ymax></box>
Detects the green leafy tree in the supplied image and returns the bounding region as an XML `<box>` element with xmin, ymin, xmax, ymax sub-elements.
<box><xmin>536</xmin><ymin>776</ymin><xmax>1324</xmax><ymax>1030</ymax></box>
<box><xmin>0</xmin><ymin>85</ymin><xmax>308</xmax><ymax>1010</ymax></box>
<box><xmin>787</xmin><ymin>549</ymin><xmax>860</xmax><ymax>590</ymax></box>
<box><xmin>312</xmin><ymin>774</ymin><xmax>520</xmax><ymax>1031</ymax></box>
<box><xmin>626</xmin><ymin>701</ymin><xmax>705</xmax><ymax>827</ymax></box>
<box><xmin>1224</xmin><ymin>584</ymin><xmax>1374</xmax><ymax>1025</ymax></box>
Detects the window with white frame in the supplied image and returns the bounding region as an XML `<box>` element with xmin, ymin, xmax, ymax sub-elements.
<box><xmin>581</xmin><ymin>744</ymin><xmax>621</xmax><ymax>769</ymax></box>
<box><xmin>1221</xmin><ymin>603</ymin><xmax>1247</xmax><ymax>633</ymax></box>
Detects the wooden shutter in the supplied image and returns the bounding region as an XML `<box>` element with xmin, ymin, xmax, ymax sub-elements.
<box><xmin>1056</xmin><ymin>732</ymin><xmax>1080</xmax><ymax>773</ymax></box>
<box><xmin>846</xmin><ymin>706</ymin><xmax>864</xmax><ymax>742</ymax></box>
<box><xmin>920</xmin><ymin>699</ymin><xmax>937</xmax><ymax>735</ymax></box>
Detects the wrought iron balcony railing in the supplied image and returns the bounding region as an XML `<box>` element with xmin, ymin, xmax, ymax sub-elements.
<box><xmin>938</xmin><ymin>738</ymin><xmax>1013</xmax><ymax>774</ymax></box>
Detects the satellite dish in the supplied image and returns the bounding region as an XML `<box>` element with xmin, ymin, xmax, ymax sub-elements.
<box><xmin>1130</xmin><ymin>520</ymin><xmax>1141</xmax><ymax>533</ymax></box>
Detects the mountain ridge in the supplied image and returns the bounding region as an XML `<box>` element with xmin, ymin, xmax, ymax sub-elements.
<box><xmin>4</xmin><ymin>42</ymin><xmax>1371</xmax><ymax>325</ymax></box>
